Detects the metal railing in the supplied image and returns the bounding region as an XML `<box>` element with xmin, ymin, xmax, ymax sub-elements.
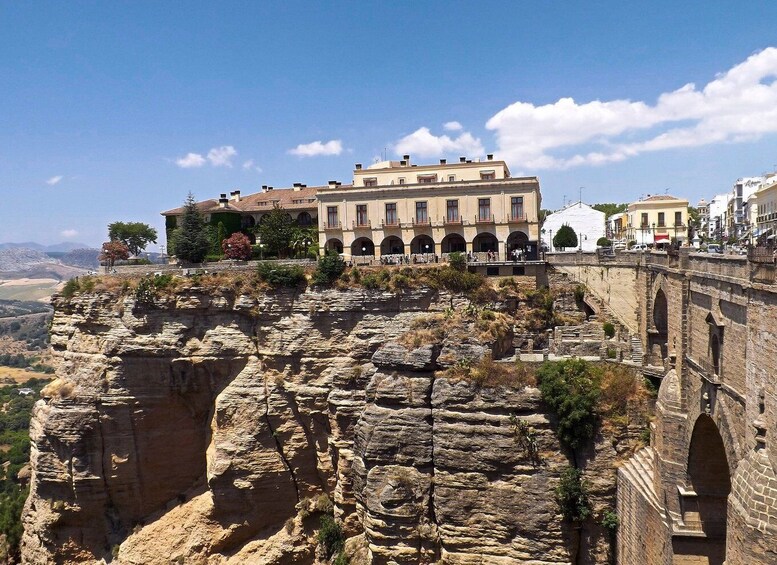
<box><xmin>475</xmin><ymin>214</ymin><xmax>495</xmax><ymax>224</ymax></box>
<box><xmin>412</xmin><ymin>217</ymin><xmax>431</xmax><ymax>226</ymax></box>
<box><xmin>323</xmin><ymin>221</ymin><xmax>342</xmax><ymax>230</ymax></box>
<box><xmin>381</xmin><ymin>218</ymin><xmax>400</xmax><ymax>227</ymax></box>
<box><xmin>352</xmin><ymin>219</ymin><xmax>371</xmax><ymax>229</ymax></box>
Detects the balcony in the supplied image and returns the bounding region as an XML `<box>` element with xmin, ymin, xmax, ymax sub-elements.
<box><xmin>507</xmin><ymin>214</ymin><xmax>527</xmax><ymax>223</ymax></box>
<box><xmin>323</xmin><ymin>221</ymin><xmax>342</xmax><ymax>230</ymax></box>
<box><xmin>475</xmin><ymin>214</ymin><xmax>495</xmax><ymax>224</ymax></box>
<box><xmin>443</xmin><ymin>215</ymin><xmax>463</xmax><ymax>226</ymax></box>
<box><xmin>381</xmin><ymin>218</ymin><xmax>401</xmax><ymax>228</ymax></box>
<box><xmin>412</xmin><ymin>217</ymin><xmax>431</xmax><ymax>227</ymax></box>
<box><xmin>352</xmin><ymin>219</ymin><xmax>372</xmax><ymax>229</ymax></box>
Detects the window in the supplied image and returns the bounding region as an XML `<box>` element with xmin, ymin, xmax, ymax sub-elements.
<box><xmin>364</xmin><ymin>178</ymin><xmax>377</xmax><ymax>187</ymax></box>
<box><xmin>511</xmin><ymin>197</ymin><xmax>524</xmax><ymax>220</ymax></box>
<box><xmin>448</xmin><ymin>175</ymin><xmax>455</xmax><ymax>182</ymax></box>
<box><xmin>675</xmin><ymin>211</ymin><xmax>683</xmax><ymax>226</ymax></box>
<box><xmin>641</xmin><ymin>213</ymin><xmax>649</xmax><ymax>228</ymax></box>
<box><xmin>398</xmin><ymin>178</ymin><xmax>405</xmax><ymax>185</ymax></box>
<box><xmin>356</xmin><ymin>204</ymin><xmax>368</xmax><ymax>226</ymax></box>
<box><xmin>446</xmin><ymin>200</ymin><xmax>459</xmax><ymax>223</ymax></box>
<box><xmin>327</xmin><ymin>206</ymin><xmax>339</xmax><ymax>228</ymax></box>
<box><xmin>480</xmin><ymin>170</ymin><xmax>495</xmax><ymax>180</ymax></box>
<box><xmin>658</xmin><ymin>212</ymin><xmax>665</xmax><ymax>227</ymax></box>
<box><xmin>417</xmin><ymin>174</ymin><xmax>437</xmax><ymax>184</ymax></box>
<box><xmin>385</xmin><ymin>203</ymin><xmax>397</xmax><ymax>225</ymax></box>
<box><xmin>415</xmin><ymin>201</ymin><xmax>428</xmax><ymax>224</ymax></box>
<box><xmin>479</xmin><ymin>198</ymin><xmax>491</xmax><ymax>221</ymax></box>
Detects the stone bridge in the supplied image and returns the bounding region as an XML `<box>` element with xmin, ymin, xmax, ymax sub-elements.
<box><xmin>549</xmin><ymin>251</ymin><xmax>777</xmax><ymax>564</ymax></box>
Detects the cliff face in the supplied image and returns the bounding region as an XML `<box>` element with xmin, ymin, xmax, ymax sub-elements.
<box><xmin>22</xmin><ymin>286</ymin><xmax>620</xmax><ymax>564</ymax></box>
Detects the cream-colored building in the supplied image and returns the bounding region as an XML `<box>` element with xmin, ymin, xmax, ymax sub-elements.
<box><xmin>316</xmin><ymin>155</ymin><xmax>542</xmax><ymax>260</ymax></box>
<box><xmin>756</xmin><ymin>176</ymin><xmax>777</xmax><ymax>240</ymax></box>
<box><xmin>625</xmin><ymin>195</ymin><xmax>689</xmax><ymax>245</ymax></box>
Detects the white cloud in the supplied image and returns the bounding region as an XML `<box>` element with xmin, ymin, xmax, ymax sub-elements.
<box><xmin>394</xmin><ymin>127</ymin><xmax>484</xmax><ymax>158</ymax></box>
<box><xmin>61</xmin><ymin>229</ymin><xmax>78</xmax><ymax>238</ymax></box>
<box><xmin>46</xmin><ymin>175</ymin><xmax>63</xmax><ymax>185</ymax></box>
<box><xmin>207</xmin><ymin>145</ymin><xmax>237</xmax><ymax>167</ymax></box>
<box><xmin>486</xmin><ymin>47</ymin><xmax>777</xmax><ymax>169</ymax></box>
<box><xmin>242</xmin><ymin>159</ymin><xmax>263</xmax><ymax>173</ymax></box>
<box><xmin>175</xmin><ymin>152</ymin><xmax>206</xmax><ymax>168</ymax></box>
<box><xmin>443</xmin><ymin>121</ymin><xmax>463</xmax><ymax>131</ymax></box>
<box><xmin>288</xmin><ymin>139</ymin><xmax>343</xmax><ymax>157</ymax></box>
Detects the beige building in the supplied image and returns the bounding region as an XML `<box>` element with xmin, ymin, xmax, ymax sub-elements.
<box><xmin>625</xmin><ymin>195</ymin><xmax>689</xmax><ymax>245</ymax></box>
<box><xmin>316</xmin><ymin>155</ymin><xmax>542</xmax><ymax>260</ymax></box>
<box><xmin>755</xmin><ymin>176</ymin><xmax>777</xmax><ymax>240</ymax></box>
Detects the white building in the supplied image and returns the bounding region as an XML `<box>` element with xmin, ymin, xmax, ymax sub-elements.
<box><xmin>542</xmin><ymin>201</ymin><xmax>605</xmax><ymax>252</ymax></box>
<box><xmin>707</xmin><ymin>193</ymin><xmax>731</xmax><ymax>240</ymax></box>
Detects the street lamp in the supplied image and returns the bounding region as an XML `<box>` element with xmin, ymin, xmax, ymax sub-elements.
<box><xmin>652</xmin><ymin>223</ymin><xmax>656</xmax><ymax>247</ymax></box>
<box><xmin>549</xmin><ymin>229</ymin><xmax>553</xmax><ymax>252</ymax></box>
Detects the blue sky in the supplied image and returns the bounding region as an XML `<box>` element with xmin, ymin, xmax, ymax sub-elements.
<box><xmin>2</xmin><ymin>1</ymin><xmax>777</xmax><ymax>247</ymax></box>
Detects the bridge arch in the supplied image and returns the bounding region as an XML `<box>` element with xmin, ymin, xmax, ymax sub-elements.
<box><xmin>678</xmin><ymin>414</ymin><xmax>731</xmax><ymax>564</ymax></box>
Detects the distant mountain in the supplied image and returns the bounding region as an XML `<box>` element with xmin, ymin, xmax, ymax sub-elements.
<box><xmin>0</xmin><ymin>248</ymin><xmax>57</xmax><ymax>272</ymax></box>
<box><xmin>0</xmin><ymin>242</ymin><xmax>92</xmax><ymax>252</ymax></box>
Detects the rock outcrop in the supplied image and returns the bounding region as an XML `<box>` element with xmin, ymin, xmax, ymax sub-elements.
<box><xmin>22</xmin><ymin>285</ymin><xmax>623</xmax><ymax>564</ymax></box>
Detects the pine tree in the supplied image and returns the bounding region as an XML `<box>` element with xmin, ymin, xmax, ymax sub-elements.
<box><xmin>172</xmin><ymin>193</ymin><xmax>210</xmax><ymax>263</ymax></box>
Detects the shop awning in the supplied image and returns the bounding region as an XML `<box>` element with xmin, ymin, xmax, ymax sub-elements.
<box><xmin>654</xmin><ymin>233</ymin><xmax>670</xmax><ymax>242</ymax></box>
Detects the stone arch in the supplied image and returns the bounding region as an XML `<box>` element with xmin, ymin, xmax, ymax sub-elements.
<box><xmin>351</xmin><ymin>237</ymin><xmax>374</xmax><ymax>257</ymax></box>
<box><xmin>296</xmin><ymin>211</ymin><xmax>313</xmax><ymax>226</ymax></box>
<box><xmin>650</xmin><ymin>288</ymin><xmax>669</xmax><ymax>362</ymax></box>
<box><xmin>679</xmin><ymin>414</ymin><xmax>731</xmax><ymax>564</ymax></box>
<box><xmin>241</xmin><ymin>215</ymin><xmax>256</xmax><ymax>229</ymax></box>
<box><xmin>506</xmin><ymin>230</ymin><xmax>529</xmax><ymax>252</ymax></box>
<box><xmin>324</xmin><ymin>238</ymin><xmax>343</xmax><ymax>254</ymax></box>
<box><xmin>380</xmin><ymin>236</ymin><xmax>404</xmax><ymax>256</ymax></box>
<box><xmin>441</xmin><ymin>233</ymin><xmax>466</xmax><ymax>253</ymax></box>
<box><xmin>472</xmin><ymin>232</ymin><xmax>498</xmax><ymax>253</ymax></box>
<box><xmin>410</xmin><ymin>234</ymin><xmax>434</xmax><ymax>254</ymax></box>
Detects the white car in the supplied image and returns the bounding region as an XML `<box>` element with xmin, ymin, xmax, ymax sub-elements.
<box><xmin>630</xmin><ymin>244</ymin><xmax>649</xmax><ymax>252</ymax></box>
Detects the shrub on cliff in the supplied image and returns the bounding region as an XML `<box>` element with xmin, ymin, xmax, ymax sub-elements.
<box><xmin>537</xmin><ymin>359</ymin><xmax>601</xmax><ymax>450</ymax></box>
<box><xmin>317</xmin><ymin>515</ymin><xmax>344</xmax><ymax>558</ymax></box>
<box><xmin>555</xmin><ymin>467</ymin><xmax>591</xmax><ymax>522</ymax></box>
<box><xmin>312</xmin><ymin>252</ymin><xmax>345</xmax><ymax>286</ymax></box>
<box><xmin>256</xmin><ymin>262</ymin><xmax>307</xmax><ymax>288</ymax></box>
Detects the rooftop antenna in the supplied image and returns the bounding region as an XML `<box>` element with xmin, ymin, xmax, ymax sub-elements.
<box><xmin>665</xmin><ymin>187</ymin><xmax>670</xmax><ymax>194</ymax></box>
<box><xmin>563</xmin><ymin>194</ymin><xmax>566</xmax><ymax>207</ymax></box>
<box><xmin>579</xmin><ymin>186</ymin><xmax>583</xmax><ymax>206</ymax></box>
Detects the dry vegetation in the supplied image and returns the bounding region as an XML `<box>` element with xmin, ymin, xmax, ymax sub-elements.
<box><xmin>440</xmin><ymin>354</ymin><xmax>537</xmax><ymax>389</ymax></box>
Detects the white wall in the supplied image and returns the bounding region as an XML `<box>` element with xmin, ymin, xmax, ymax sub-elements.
<box><xmin>543</xmin><ymin>202</ymin><xmax>606</xmax><ymax>252</ymax></box>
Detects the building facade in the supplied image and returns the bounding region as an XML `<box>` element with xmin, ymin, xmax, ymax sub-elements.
<box><xmin>755</xmin><ymin>176</ymin><xmax>777</xmax><ymax>241</ymax></box>
<box><xmin>542</xmin><ymin>202</ymin><xmax>605</xmax><ymax>252</ymax></box>
<box><xmin>316</xmin><ymin>156</ymin><xmax>542</xmax><ymax>260</ymax></box>
<box><xmin>625</xmin><ymin>195</ymin><xmax>689</xmax><ymax>245</ymax></box>
<box><xmin>162</xmin><ymin>186</ymin><xmax>319</xmax><ymax>249</ymax></box>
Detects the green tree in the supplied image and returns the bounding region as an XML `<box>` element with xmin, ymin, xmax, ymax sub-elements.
<box><xmin>210</xmin><ymin>222</ymin><xmax>227</xmax><ymax>257</ymax></box>
<box><xmin>254</xmin><ymin>204</ymin><xmax>296</xmax><ymax>258</ymax></box>
<box><xmin>553</xmin><ymin>224</ymin><xmax>578</xmax><ymax>250</ymax></box>
<box><xmin>591</xmin><ymin>203</ymin><xmax>628</xmax><ymax>218</ymax></box>
<box><xmin>596</xmin><ymin>237</ymin><xmax>612</xmax><ymax>247</ymax></box>
<box><xmin>107</xmin><ymin>221</ymin><xmax>158</xmax><ymax>257</ymax></box>
<box><xmin>172</xmin><ymin>193</ymin><xmax>210</xmax><ymax>264</ymax></box>
<box><xmin>687</xmin><ymin>206</ymin><xmax>700</xmax><ymax>240</ymax></box>
<box><xmin>538</xmin><ymin>209</ymin><xmax>552</xmax><ymax>226</ymax></box>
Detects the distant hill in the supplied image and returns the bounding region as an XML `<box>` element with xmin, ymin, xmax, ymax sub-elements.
<box><xmin>0</xmin><ymin>241</ymin><xmax>92</xmax><ymax>252</ymax></box>
<box><xmin>59</xmin><ymin>248</ymin><xmax>100</xmax><ymax>269</ymax></box>
<box><xmin>0</xmin><ymin>248</ymin><xmax>57</xmax><ymax>273</ymax></box>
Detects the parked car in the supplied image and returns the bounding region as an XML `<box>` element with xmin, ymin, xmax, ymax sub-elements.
<box><xmin>630</xmin><ymin>243</ymin><xmax>649</xmax><ymax>252</ymax></box>
<box><xmin>613</xmin><ymin>242</ymin><xmax>627</xmax><ymax>251</ymax></box>
<box><xmin>706</xmin><ymin>244</ymin><xmax>723</xmax><ymax>254</ymax></box>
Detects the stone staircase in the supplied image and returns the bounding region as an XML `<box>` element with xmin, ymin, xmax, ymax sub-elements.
<box><xmin>619</xmin><ymin>447</ymin><xmax>657</xmax><ymax>502</ymax></box>
<box><xmin>630</xmin><ymin>335</ymin><xmax>644</xmax><ymax>364</ymax></box>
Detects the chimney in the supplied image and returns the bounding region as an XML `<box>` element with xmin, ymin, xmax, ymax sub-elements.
<box><xmin>399</xmin><ymin>160</ymin><xmax>407</xmax><ymax>166</ymax></box>
<box><xmin>267</xmin><ymin>186</ymin><xmax>273</xmax><ymax>191</ymax></box>
<box><xmin>218</xmin><ymin>194</ymin><xmax>228</xmax><ymax>208</ymax></box>
<box><xmin>459</xmin><ymin>156</ymin><xmax>466</xmax><ymax>163</ymax></box>
<box><xmin>403</xmin><ymin>154</ymin><xmax>410</xmax><ymax>162</ymax></box>
<box><xmin>355</xmin><ymin>163</ymin><xmax>362</xmax><ymax>170</ymax></box>
<box><xmin>230</xmin><ymin>190</ymin><xmax>241</xmax><ymax>202</ymax></box>
<box><xmin>293</xmin><ymin>182</ymin><xmax>301</xmax><ymax>191</ymax></box>
<box><xmin>261</xmin><ymin>185</ymin><xmax>268</xmax><ymax>191</ymax></box>
<box><xmin>328</xmin><ymin>180</ymin><xmax>338</xmax><ymax>189</ymax></box>
<box><xmin>487</xmin><ymin>154</ymin><xmax>493</xmax><ymax>161</ymax></box>
<box><xmin>440</xmin><ymin>158</ymin><xmax>447</xmax><ymax>165</ymax></box>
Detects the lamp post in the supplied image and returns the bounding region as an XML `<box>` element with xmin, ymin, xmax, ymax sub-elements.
<box><xmin>361</xmin><ymin>245</ymin><xmax>366</xmax><ymax>265</ymax></box>
<box><xmin>652</xmin><ymin>223</ymin><xmax>656</xmax><ymax>248</ymax></box>
<box><xmin>549</xmin><ymin>229</ymin><xmax>553</xmax><ymax>252</ymax></box>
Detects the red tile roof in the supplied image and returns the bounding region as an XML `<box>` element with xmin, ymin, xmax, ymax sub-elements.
<box><xmin>161</xmin><ymin>186</ymin><xmax>323</xmax><ymax>216</ymax></box>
